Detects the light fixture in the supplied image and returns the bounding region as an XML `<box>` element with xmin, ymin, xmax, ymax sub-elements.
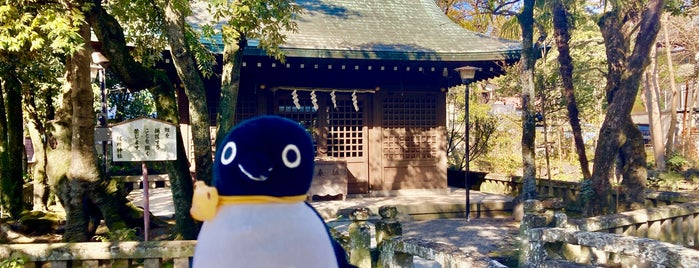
<box><xmin>455</xmin><ymin>66</ymin><xmax>480</xmax><ymax>83</ymax></box>
<box><xmin>91</xmin><ymin>51</ymin><xmax>109</xmax><ymax>65</ymax></box>
<box><xmin>454</xmin><ymin>66</ymin><xmax>480</xmax><ymax>221</ymax></box>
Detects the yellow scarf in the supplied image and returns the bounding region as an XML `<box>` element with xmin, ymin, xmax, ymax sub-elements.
<box><xmin>190</xmin><ymin>181</ymin><xmax>307</xmax><ymax>221</ymax></box>
<box><xmin>218</xmin><ymin>194</ymin><xmax>307</xmax><ymax>205</ymax></box>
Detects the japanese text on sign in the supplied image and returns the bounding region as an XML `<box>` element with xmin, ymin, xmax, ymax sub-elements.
<box><xmin>111</xmin><ymin>118</ymin><xmax>177</xmax><ymax>162</ymax></box>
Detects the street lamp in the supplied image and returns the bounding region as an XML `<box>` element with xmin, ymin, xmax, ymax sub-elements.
<box><xmin>455</xmin><ymin>66</ymin><xmax>480</xmax><ymax>221</ymax></box>
<box><xmin>92</xmin><ymin>52</ymin><xmax>109</xmax><ymax>173</ymax></box>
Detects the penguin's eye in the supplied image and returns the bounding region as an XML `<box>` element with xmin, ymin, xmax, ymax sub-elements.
<box><xmin>282</xmin><ymin>144</ymin><xmax>301</xmax><ymax>168</ymax></box>
<box><xmin>220</xmin><ymin>141</ymin><xmax>237</xmax><ymax>165</ymax></box>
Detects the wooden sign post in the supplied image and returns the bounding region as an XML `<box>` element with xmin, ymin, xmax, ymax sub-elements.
<box><xmin>111</xmin><ymin>117</ymin><xmax>177</xmax><ymax>241</ymax></box>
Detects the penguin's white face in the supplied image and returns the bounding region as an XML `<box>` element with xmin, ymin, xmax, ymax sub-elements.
<box><xmin>219</xmin><ymin>141</ymin><xmax>302</xmax><ymax>182</ymax></box>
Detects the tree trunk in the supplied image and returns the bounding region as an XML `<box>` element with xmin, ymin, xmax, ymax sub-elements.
<box><xmin>59</xmin><ymin>21</ymin><xmax>132</xmax><ymax>241</ymax></box>
<box><xmin>164</xmin><ymin>1</ymin><xmax>213</xmax><ymax>184</ymax></box>
<box><xmin>650</xmin><ymin>45</ymin><xmax>667</xmax><ymax>169</ymax></box>
<box><xmin>552</xmin><ymin>0</ymin><xmax>591</xmax><ymax>179</ymax></box>
<box><xmin>618</xmin><ymin>119</ymin><xmax>647</xmax><ymax>211</ymax></box>
<box><xmin>86</xmin><ymin>0</ymin><xmax>198</xmax><ymax>239</ymax></box>
<box><xmin>24</xmin><ymin>74</ymin><xmax>53</xmax><ymax>211</ymax></box>
<box><xmin>27</xmin><ymin>122</ymin><xmax>49</xmax><ymax>211</ymax></box>
<box><xmin>517</xmin><ymin>0</ymin><xmax>537</xmax><ymax>201</ymax></box>
<box><xmin>0</xmin><ymin>74</ymin><xmax>9</xmax><ymax>216</ymax></box>
<box><xmin>0</xmin><ymin>61</ymin><xmax>27</xmax><ymax>218</ymax></box>
<box><xmin>691</xmin><ymin>71</ymin><xmax>699</xmax><ymax>140</ymax></box>
<box><xmin>215</xmin><ymin>36</ymin><xmax>246</xmax><ymax>144</ymax></box>
<box><xmin>644</xmin><ymin>54</ymin><xmax>665</xmax><ymax>170</ymax></box>
<box><xmin>46</xmin><ymin>58</ymin><xmax>74</xmax><ymax>222</ymax></box>
<box><xmin>589</xmin><ymin>0</ymin><xmax>663</xmax><ymax>216</ymax></box>
<box><xmin>681</xmin><ymin>80</ymin><xmax>693</xmax><ymax>145</ymax></box>
<box><xmin>599</xmin><ymin>11</ymin><xmax>628</xmax><ymax>105</ymax></box>
<box><xmin>58</xmin><ymin>23</ymin><xmax>97</xmax><ymax>241</ymax></box>
<box><xmin>662</xmin><ymin>13</ymin><xmax>678</xmax><ymax>155</ymax></box>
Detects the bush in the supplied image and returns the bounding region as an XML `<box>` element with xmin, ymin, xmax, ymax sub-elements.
<box><xmin>93</xmin><ymin>228</ymin><xmax>138</xmax><ymax>242</ymax></box>
<box><xmin>666</xmin><ymin>153</ymin><xmax>690</xmax><ymax>173</ymax></box>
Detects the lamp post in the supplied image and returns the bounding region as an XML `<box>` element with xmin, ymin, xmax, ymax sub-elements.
<box><xmin>91</xmin><ymin>52</ymin><xmax>109</xmax><ymax>173</ymax></box>
<box><xmin>455</xmin><ymin>66</ymin><xmax>479</xmax><ymax>221</ymax></box>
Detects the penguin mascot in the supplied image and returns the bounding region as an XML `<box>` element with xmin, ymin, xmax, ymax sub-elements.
<box><xmin>190</xmin><ymin>115</ymin><xmax>354</xmax><ymax>268</ymax></box>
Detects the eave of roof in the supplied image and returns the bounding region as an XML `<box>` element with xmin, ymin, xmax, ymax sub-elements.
<box><xmin>189</xmin><ymin>0</ymin><xmax>521</xmax><ymax>62</ymax></box>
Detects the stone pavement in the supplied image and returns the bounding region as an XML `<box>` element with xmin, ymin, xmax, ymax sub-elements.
<box><xmin>127</xmin><ymin>187</ymin><xmax>519</xmax><ymax>267</ymax></box>
<box><xmin>310</xmin><ymin>188</ymin><xmax>513</xmax><ymax>220</ymax></box>
<box><xmin>127</xmin><ymin>187</ymin><xmax>514</xmax><ymax>220</ymax></box>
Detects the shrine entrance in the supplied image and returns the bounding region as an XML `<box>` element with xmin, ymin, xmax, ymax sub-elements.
<box><xmin>273</xmin><ymin>89</ymin><xmax>370</xmax><ymax>194</ymax></box>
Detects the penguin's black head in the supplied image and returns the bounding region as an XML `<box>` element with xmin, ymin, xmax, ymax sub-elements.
<box><xmin>212</xmin><ymin>115</ymin><xmax>315</xmax><ymax>197</ymax></box>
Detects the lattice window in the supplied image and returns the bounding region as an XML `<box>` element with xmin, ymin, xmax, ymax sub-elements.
<box><xmin>383</xmin><ymin>94</ymin><xmax>437</xmax><ymax>128</ymax></box>
<box><xmin>382</xmin><ymin>134</ymin><xmax>437</xmax><ymax>160</ymax></box>
<box><xmin>276</xmin><ymin>93</ymin><xmax>319</xmax><ymax>150</ymax></box>
<box><xmin>326</xmin><ymin>97</ymin><xmax>364</xmax><ymax>158</ymax></box>
<box><xmin>234</xmin><ymin>91</ymin><xmax>258</xmax><ymax>125</ymax></box>
<box><xmin>382</xmin><ymin>93</ymin><xmax>438</xmax><ymax>160</ymax></box>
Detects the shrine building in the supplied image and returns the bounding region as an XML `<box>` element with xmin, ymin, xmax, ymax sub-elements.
<box><xmin>176</xmin><ymin>0</ymin><xmax>521</xmax><ymax>197</ymax></box>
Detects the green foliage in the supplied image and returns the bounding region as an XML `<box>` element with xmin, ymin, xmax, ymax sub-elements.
<box><xmin>21</xmin><ymin>53</ymin><xmax>64</xmax><ymax>116</ymax></box>
<box><xmin>478</xmin><ymin>113</ymin><xmax>523</xmax><ymax>175</ymax></box>
<box><xmin>446</xmin><ymin>84</ymin><xmax>501</xmax><ymax>170</ymax></box>
<box><xmin>533</xmin><ymin>26</ymin><xmax>607</xmax><ymax>127</ymax></box>
<box><xmin>0</xmin><ymin>255</ymin><xmax>26</xmax><ymax>268</ymax></box>
<box><xmin>185</xmin><ymin>24</ymin><xmax>217</xmax><ymax>78</ymax></box>
<box><xmin>647</xmin><ymin>171</ymin><xmax>684</xmax><ymax>191</ymax></box>
<box><xmin>436</xmin><ymin>0</ymin><xmax>521</xmax><ymax>39</ymax></box>
<box><xmin>0</xmin><ymin>1</ymin><xmax>73</xmax><ymax>127</ymax></box>
<box><xmin>107</xmin><ymin>0</ymin><xmax>168</xmax><ymax>66</ymax></box>
<box><xmin>0</xmin><ymin>2</ymin><xmax>84</xmax><ymax>54</ymax></box>
<box><xmin>93</xmin><ymin>227</ymin><xmax>138</xmax><ymax>242</ymax></box>
<box><xmin>579</xmin><ymin>178</ymin><xmax>594</xmax><ymax>204</ymax></box>
<box><xmin>206</xmin><ymin>0</ymin><xmax>301</xmax><ymax>61</ymax></box>
<box><xmin>666</xmin><ymin>153</ymin><xmax>690</xmax><ymax>172</ymax></box>
<box><xmin>106</xmin><ymin>89</ymin><xmax>157</xmax><ymax>122</ymax></box>
<box><xmin>664</xmin><ymin>0</ymin><xmax>693</xmax><ymax>15</ymax></box>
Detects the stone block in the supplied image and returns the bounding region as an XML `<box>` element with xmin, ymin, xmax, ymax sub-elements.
<box><xmin>523</xmin><ymin>199</ymin><xmax>544</xmax><ymax>213</ymax></box>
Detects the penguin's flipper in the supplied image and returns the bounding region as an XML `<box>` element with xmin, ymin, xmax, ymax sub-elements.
<box><xmin>332</xmin><ymin>237</ymin><xmax>357</xmax><ymax>268</ymax></box>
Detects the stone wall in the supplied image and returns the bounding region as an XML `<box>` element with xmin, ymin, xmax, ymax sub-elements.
<box><xmin>476</xmin><ymin>173</ymin><xmax>699</xmax><ymax>210</ymax></box>
<box><xmin>520</xmin><ymin>199</ymin><xmax>699</xmax><ymax>267</ymax></box>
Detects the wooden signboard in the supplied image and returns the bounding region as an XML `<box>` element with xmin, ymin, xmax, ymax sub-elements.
<box><xmin>110</xmin><ymin>117</ymin><xmax>177</xmax><ymax>241</ymax></box>
<box><xmin>111</xmin><ymin>118</ymin><xmax>177</xmax><ymax>162</ymax></box>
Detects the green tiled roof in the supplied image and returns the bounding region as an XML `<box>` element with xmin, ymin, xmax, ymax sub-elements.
<box><xmin>189</xmin><ymin>0</ymin><xmax>521</xmax><ymax>62</ymax></box>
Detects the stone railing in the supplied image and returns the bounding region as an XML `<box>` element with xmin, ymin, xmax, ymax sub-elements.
<box><xmin>528</xmin><ymin>227</ymin><xmax>699</xmax><ymax>268</ymax></box>
<box><xmin>478</xmin><ymin>173</ymin><xmax>699</xmax><ymax>209</ymax></box>
<box><xmin>340</xmin><ymin>206</ymin><xmax>507</xmax><ymax>268</ymax></box>
<box><xmin>519</xmin><ymin>199</ymin><xmax>699</xmax><ymax>267</ymax></box>
<box><xmin>0</xmin><ymin>205</ymin><xmax>505</xmax><ymax>268</ymax></box>
<box><xmin>113</xmin><ymin>174</ymin><xmax>170</xmax><ymax>189</ymax></box>
<box><xmin>480</xmin><ymin>174</ymin><xmax>579</xmax><ymax>203</ymax></box>
<box><xmin>0</xmin><ymin>240</ymin><xmax>195</xmax><ymax>268</ymax></box>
